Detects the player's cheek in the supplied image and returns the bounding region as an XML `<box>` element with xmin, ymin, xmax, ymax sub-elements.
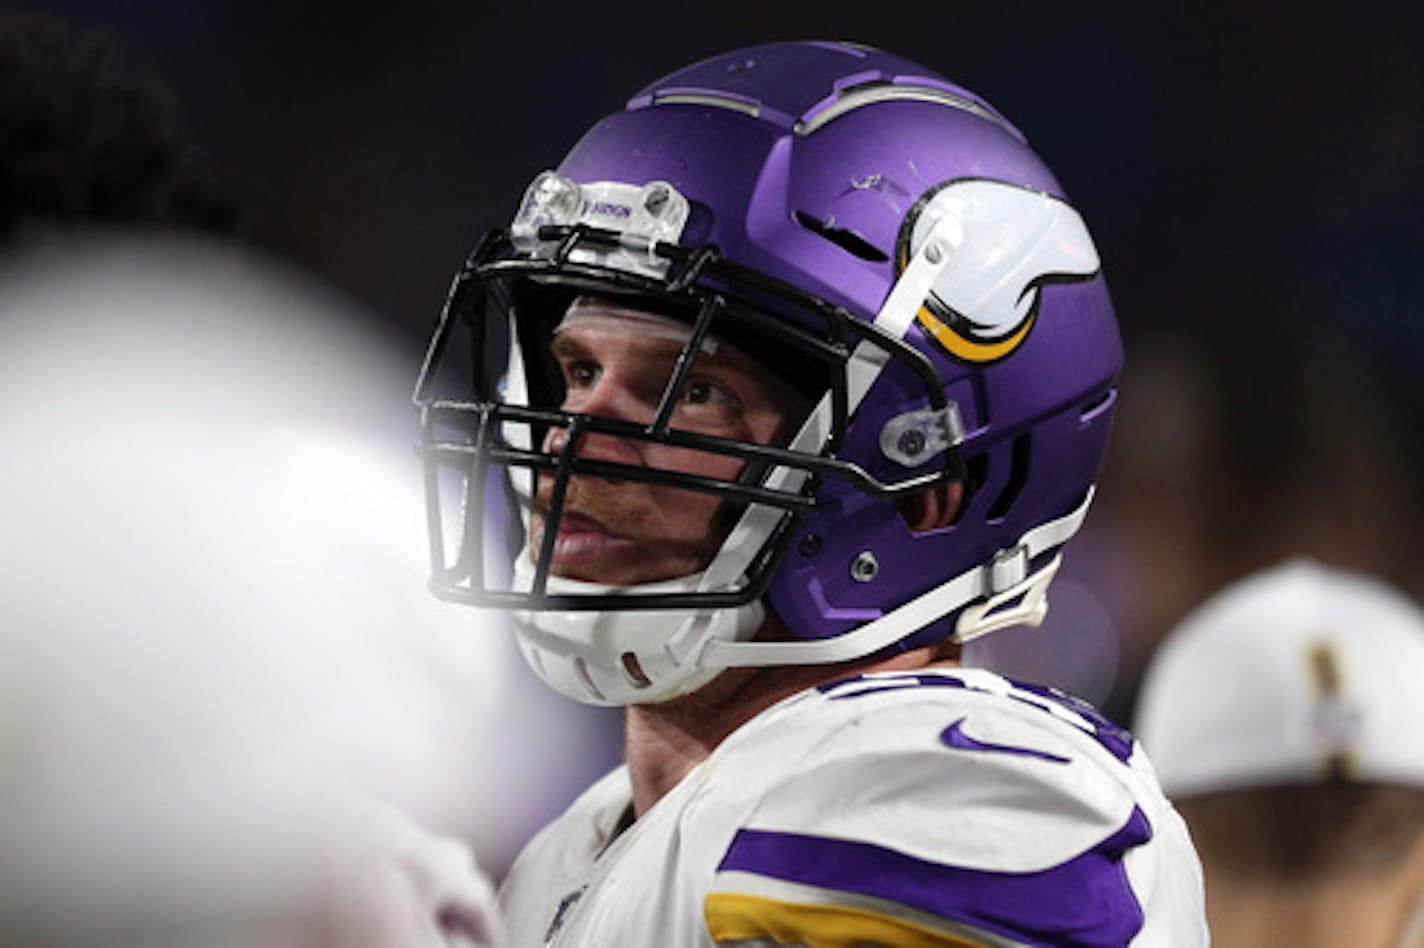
<box><xmin>649</xmin><ymin>443</ymin><xmax>746</xmax><ymax>481</ymax></box>
<box><xmin>648</xmin><ymin>480</ymin><xmax>728</xmax><ymax>540</ymax></box>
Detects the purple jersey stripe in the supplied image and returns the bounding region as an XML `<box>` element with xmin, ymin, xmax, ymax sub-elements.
<box><xmin>817</xmin><ymin>671</ymin><xmax>1138</xmax><ymax>765</ymax></box>
<box><xmin>716</xmin><ymin>807</ymin><xmax>1151</xmax><ymax>947</ymax></box>
<box><xmin>1011</xmin><ymin>681</ymin><xmax>1135</xmax><ymax>764</ymax></box>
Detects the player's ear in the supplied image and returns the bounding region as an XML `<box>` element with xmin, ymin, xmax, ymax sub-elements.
<box><xmin>895</xmin><ymin>480</ymin><xmax>963</xmax><ymax>534</ymax></box>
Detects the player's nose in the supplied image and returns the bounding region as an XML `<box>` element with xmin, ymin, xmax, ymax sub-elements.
<box><xmin>547</xmin><ymin>374</ymin><xmax>654</xmax><ymax>464</ymax></box>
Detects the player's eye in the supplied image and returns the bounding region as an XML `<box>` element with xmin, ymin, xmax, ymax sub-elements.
<box><xmin>565</xmin><ymin>360</ymin><xmax>601</xmax><ymax>390</ymax></box>
<box><xmin>680</xmin><ymin>378</ymin><xmax>733</xmax><ymax>406</ymax></box>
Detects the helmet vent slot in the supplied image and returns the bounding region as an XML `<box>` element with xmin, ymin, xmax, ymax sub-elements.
<box><xmin>1079</xmin><ymin>388</ymin><xmax>1116</xmax><ymax>424</ymax></box>
<box><xmin>620</xmin><ymin>652</ymin><xmax>653</xmax><ymax>689</ymax></box>
<box><xmin>953</xmin><ymin>453</ymin><xmax>989</xmax><ymax>526</ymax></box>
<box><xmin>574</xmin><ymin>658</ymin><xmax>606</xmax><ymax>702</ymax></box>
<box><xmin>794</xmin><ymin>81</ymin><xmax>1015</xmax><ymax>138</ymax></box>
<box><xmin>987</xmin><ymin>434</ymin><xmax>1031</xmax><ymax>522</ymax></box>
<box><xmin>794</xmin><ymin>211</ymin><xmax>889</xmax><ymax>263</ymax></box>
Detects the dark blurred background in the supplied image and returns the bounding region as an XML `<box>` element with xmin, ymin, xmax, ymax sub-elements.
<box><xmin>5</xmin><ymin>1</ymin><xmax>1420</xmax><ymax>727</ymax></box>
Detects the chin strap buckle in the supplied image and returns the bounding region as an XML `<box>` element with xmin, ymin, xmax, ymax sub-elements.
<box><xmin>951</xmin><ymin>486</ymin><xmax>1096</xmax><ymax>644</ymax></box>
<box><xmin>953</xmin><ymin>550</ymin><xmax>1061</xmax><ymax>644</ymax></box>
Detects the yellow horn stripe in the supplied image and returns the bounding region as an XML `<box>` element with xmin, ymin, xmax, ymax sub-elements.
<box><xmin>917</xmin><ymin>305</ymin><xmax>1035</xmax><ymax>363</ymax></box>
<box><xmin>705</xmin><ymin>892</ymin><xmax>995</xmax><ymax>947</ymax></box>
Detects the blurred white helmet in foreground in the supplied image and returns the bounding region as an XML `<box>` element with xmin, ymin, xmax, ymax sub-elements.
<box><xmin>0</xmin><ymin>238</ymin><xmax>584</xmax><ymax>945</ymax></box>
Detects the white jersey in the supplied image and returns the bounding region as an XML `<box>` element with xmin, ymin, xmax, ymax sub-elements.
<box><xmin>500</xmin><ymin>668</ymin><xmax>1207</xmax><ymax>946</ymax></box>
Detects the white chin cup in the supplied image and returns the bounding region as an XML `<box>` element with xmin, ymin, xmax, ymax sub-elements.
<box><xmin>509</xmin><ymin>550</ymin><xmax>764</xmax><ymax>706</ymax></box>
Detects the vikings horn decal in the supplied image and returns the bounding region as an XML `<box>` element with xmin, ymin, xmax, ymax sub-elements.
<box><xmin>895</xmin><ymin>179</ymin><xmax>1101</xmax><ymax>363</ymax></box>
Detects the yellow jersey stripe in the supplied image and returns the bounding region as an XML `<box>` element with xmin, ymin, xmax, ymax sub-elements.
<box><xmin>705</xmin><ymin>891</ymin><xmax>997</xmax><ymax>947</ymax></box>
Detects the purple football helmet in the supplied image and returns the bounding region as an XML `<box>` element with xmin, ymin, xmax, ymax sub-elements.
<box><xmin>415</xmin><ymin>41</ymin><xmax>1121</xmax><ymax>705</ymax></box>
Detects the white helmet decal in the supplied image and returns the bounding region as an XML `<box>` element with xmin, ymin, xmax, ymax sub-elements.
<box><xmin>897</xmin><ymin>179</ymin><xmax>1101</xmax><ymax>363</ymax></box>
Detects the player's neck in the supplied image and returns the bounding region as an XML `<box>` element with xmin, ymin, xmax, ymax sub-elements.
<box><xmin>622</xmin><ymin>634</ymin><xmax>959</xmax><ymax>818</ymax></box>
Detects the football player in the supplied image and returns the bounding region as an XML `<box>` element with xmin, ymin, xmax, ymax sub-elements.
<box><xmin>1137</xmin><ymin>560</ymin><xmax>1424</xmax><ymax>947</ymax></box>
<box><xmin>416</xmin><ymin>40</ymin><xmax>1207</xmax><ymax>945</ymax></box>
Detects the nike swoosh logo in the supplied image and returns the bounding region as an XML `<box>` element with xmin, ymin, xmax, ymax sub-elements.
<box><xmin>940</xmin><ymin>716</ymin><xmax>1070</xmax><ymax>764</ymax></box>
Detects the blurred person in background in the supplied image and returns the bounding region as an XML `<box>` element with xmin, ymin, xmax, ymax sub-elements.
<box><xmin>0</xmin><ymin>16</ymin><xmax>254</xmax><ymax>243</ymax></box>
<box><xmin>1097</xmin><ymin>294</ymin><xmax>1424</xmax><ymax>724</ymax></box>
<box><xmin>1136</xmin><ymin>559</ymin><xmax>1424</xmax><ymax>947</ymax></box>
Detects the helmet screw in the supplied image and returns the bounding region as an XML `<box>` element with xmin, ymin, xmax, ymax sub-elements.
<box><xmin>798</xmin><ymin>533</ymin><xmax>823</xmax><ymax>557</ymax></box>
<box><xmin>644</xmin><ymin>184</ymin><xmax>669</xmax><ymax>216</ymax></box>
<box><xmin>924</xmin><ymin>240</ymin><xmax>944</xmax><ymax>265</ymax></box>
<box><xmin>897</xmin><ymin>428</ymin><xmax>926</xmax><ymax>459</ymax></box>
<box><xmin>850</xmin><ymin>551</ymin><xmax>879</xmax><ymax>583</ymax></box>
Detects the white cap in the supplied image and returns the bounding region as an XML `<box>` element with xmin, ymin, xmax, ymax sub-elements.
<box><xmin>1136</xmin><ymin>559</ymin><xmax>1424</xmax><ymax>799</ymax></box>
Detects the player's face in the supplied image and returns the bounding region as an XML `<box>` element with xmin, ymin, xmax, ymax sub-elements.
<box><xmin>530</xmin><ymin>301</ymin><xmax>805</xmax><ymax>586</ymax></box>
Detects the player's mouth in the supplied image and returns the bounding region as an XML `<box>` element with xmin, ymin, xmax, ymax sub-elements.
<box><xmin>532</xmin><ymin>508</ymin><xmax>638</xmax><ymax>572</ymax></box>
